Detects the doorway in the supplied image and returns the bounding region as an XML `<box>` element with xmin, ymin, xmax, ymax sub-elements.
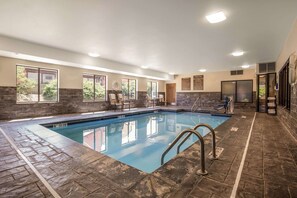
<box><xmin>166</xmin><ymin>83</ymin><xmax>176</xmax><ymax>105</ymax></box>
<box><xmin>257</xmin><ymin>73</ymin><xmax>276</xmax><ymax>113</ymax></box>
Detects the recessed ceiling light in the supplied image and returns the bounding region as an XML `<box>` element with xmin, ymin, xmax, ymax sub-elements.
<box><xmin>232</xmin><ymin>51</ymin><xmax>244</xmax><ymax>57</ymax></box>
<box><xmin>206</xmin><ymin>11</ymin><xmax>226</xmax><ymax>24</ymax></box>
<box><xmin>169</xmin><ymin>72</ymin><xmax>175</xmax><ymax>75</ymax></box>
<box><xmin>88</xmin><ymin>52</ymin><xmax>100</xmax><ymax>57</ymax></box>
<box><xmin>199</xmin><ymin>69</ymin><xmax>206</xmax><ymax>72</ymax></box>
<box><xmin>241</xmin><ymin>65</ymin><xmax>250</xmax><ymax>69</ymax></box>
<box><xmin>141</xmin><ymin>66</ymin><xmax>148</xmax><ymax>69</ymax></box>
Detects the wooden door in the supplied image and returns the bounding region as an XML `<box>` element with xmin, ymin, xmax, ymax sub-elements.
<box><xmin>166</xmin><ymin>83</ymin><xmax>176</xmax><ymax>105</ymax></box>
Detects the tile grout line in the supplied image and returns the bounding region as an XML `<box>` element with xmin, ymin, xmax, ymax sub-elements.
<box><xmin>276</xmin><ymin>116</ymin><xmax>297</xmax><ymax>143</ymax></box>
<box><xmin>0</xmin><ymin>127</ymin><xmax>61</xmax><ymax>198</ymax></box>
<box><xmin>230</xmin><ymin>112</ymin><xmax>257</xmax><ymax>198</ymax></box>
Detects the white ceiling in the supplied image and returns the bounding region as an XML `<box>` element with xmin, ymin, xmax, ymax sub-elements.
<box><xmin>0</xmin><ymin>0</ymin><xmax>296</xmax><ymax>74</ymax></box>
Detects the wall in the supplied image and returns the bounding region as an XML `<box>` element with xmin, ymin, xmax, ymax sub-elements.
<box><xmin>0</xmin><ymin>56</ymin><xmax>165</xmax><ymax>120</ymax></box>
<box><xmin>276</xmin><ymin>20</ymin><xmax>297</xmax><ymax>139</ymax></box>
<box><xmin>167</xmin><ymin>69</ymin><xmax>256</xmax><ymax>92</ymax></box>
<box><xmin>166</xmin><ymin>69</ymin><xmax>257</xmax><ymax>109</ymax></box>
<box><xmin>276</xmin><ymin>20</ymin><xmax>297</xmax><ymax>72</ymax></box>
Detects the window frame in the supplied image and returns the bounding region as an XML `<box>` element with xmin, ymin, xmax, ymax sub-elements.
<box><xmin>147</xmin><ymin>81</ymin><xmax>158</xmax><ymax>99</ymax></box>
<box><xmin>278</xmin><ymin>59</ymin><xmax>290</xmax><ymax>110</ymax></box>
<box><xmin>83</xmin><ymin>74</ymin><xmax>107</xmax><ymax>102</ymax></box>
<box><xmin>221</xmin><ymin>80</ymin><xmax>253</xmax><ymax>103</ymax></box>
<box><xmin>16</xmin><ymin>65</ymin><xmax>59</xmax><ymax>104</ymax></box>
<box><xmin>121</xmin><ymin>78</ymin><xmax>137</xmax><ymax>100</ymax></box>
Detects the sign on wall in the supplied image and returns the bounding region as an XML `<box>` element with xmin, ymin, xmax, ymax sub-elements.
<box><xmin>193</xmin><ymin>75</ymin><xmax>204</xmax><ymax>90</ymax></box>
<box><xmin>181</xmin><ymin>77</ymin><xmax>191</xmax><ymax>90</ymax></box>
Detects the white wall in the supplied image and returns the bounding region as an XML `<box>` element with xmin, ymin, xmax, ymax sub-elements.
<box><xmin>276</xmin><ymin>20</ymin><xmax>297</xmax><ymax>72</ymax></box>
<box><xmin>166</xmin><ymin>69</ymin><xmax>256</xmax><ymax>92</ymax></box>
<box><xmin>0</xmin><ymin>56</ymin><xmax>165</xmax><ymax>92</ymax></box>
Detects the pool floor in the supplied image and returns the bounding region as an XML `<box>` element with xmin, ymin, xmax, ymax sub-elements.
<box><xmin>50</xmin><ymin>112</ymin><xmax>229</xmax><ymax>173</ymax></box>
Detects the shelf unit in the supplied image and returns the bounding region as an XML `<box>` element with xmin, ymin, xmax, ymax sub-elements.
<box><xmin>267</xmin><ymin>96</ymin><xmax>277</xmax><ymax>115</ymax></box>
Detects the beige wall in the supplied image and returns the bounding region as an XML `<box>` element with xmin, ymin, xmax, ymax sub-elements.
<box><xmin>0</xmin><ymin>56</ymin><xmax>165</xmax><ymax>92</ymax></box>
<box><xmin>166</xmin><ymin>69</ymin><xmax>256</xmax><ymax>92</ymax></box>
<box><xmin>276</xmin><ymin>20</ymin><xmax>297</xmax><ymax>72</ymax></box>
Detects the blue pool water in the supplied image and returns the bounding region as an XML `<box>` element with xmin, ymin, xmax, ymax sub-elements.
<box><xmin>50</xmin><ymin>112</ymin><xmax>229</xmax><ymax>173</ymax></box>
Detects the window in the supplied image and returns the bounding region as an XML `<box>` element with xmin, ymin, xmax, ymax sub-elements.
<box><xmin>147</xmin><ymin>81</ymin><xmax>158</xmax><ymax>99</ymax></box>
<box><xmin>237</xmin><ymin>81</ymin><xmax>253</xmax><ymax>102</ymax></box>
<box><xmin>83</xmin><ymin>74</ymin><xmax>106</xmax><ymax>101</ymax></box>
<box><xmin>16</xmin><ymin>65</ymin><xmax>58</xmax><ymax>103</ymax></box>
<box><xmin>221</xmin><ymin>80</ymin><xmax>253</xmax><ymax>103</ymax></box>
<box><xmin>279</xmin><ymin>60</ymin><xmax>290</xmax><ymax>110</ymax></box>
<box><xmin>121</xmin><ymin>79</ymin><xmax>136</xmax><ymax>100</ymax></box>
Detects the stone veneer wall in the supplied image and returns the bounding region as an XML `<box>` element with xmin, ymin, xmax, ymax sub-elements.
<box><xmin>277</xmin><ymin>83</ymin><xmax>297</xmax><ymax>139</ymax></box>
<box><xmin>176</xmin><ymin>91</ymin><xmax>257</xmax><ymax>109</ymax></box>
<box><xmin>0</xmin><ymin>86</ymin><xmax>166</xmax><ymax>120</ymax></box>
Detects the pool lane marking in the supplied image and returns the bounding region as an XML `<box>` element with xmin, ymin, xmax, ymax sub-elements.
<box><xmin>0</xmin><ymin>128</ymin><xmax>61</xmax><ymax>198</ymax></box>
<box><xmin>230</xmin><ymin>112</ymin><xmax>257</xmax><ymax>198</ymax></box>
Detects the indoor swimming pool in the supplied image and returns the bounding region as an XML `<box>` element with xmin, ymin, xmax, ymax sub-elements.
<box><xmin>49</xmin><ymin>111</ymin><xmax>229</xmax><ymax>173</ymax></box>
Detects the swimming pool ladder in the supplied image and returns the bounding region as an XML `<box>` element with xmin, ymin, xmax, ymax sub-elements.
<box><xmin>160</xmin><ymin>124</ymin><xmax>217</xmax><ymax>175</ymax></box>
<box><xmin>161</xmin><ymin>128</ymin><xmax>208</xmax><ymax>175</ymax></box>
<box><xmin>177</xmin><ymin>124</ymin><xmax>217</xmax><ymax>160</ymax></box>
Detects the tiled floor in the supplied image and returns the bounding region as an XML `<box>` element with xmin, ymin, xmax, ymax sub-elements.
<box><xmin>0</xmin><ymin>108</ymin><xmax>296</xmax><ymax>198</ymax></box>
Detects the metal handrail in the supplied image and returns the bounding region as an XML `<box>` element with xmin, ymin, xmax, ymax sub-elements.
<box><xmin>161</xmin><ymin>128</ymin><xmax>207</xmax><ymax>175</ymax></box>
<box><xmin>177</xmin><ymin>124</ymin><xmax>217</xmax><ymax>160</ymax></box>
<box><xmin>191</xmin><ymin>97</ymin><xmax>200</xmax><ymax>112</ymax></box>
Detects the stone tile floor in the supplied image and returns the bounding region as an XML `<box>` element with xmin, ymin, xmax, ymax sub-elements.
<box><xmin>0</xmin><ymin>108</ymin><xmax>296</xmax><ymax>198</ymax></box>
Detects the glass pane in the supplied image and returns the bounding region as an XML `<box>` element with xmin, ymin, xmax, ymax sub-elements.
<box><xmin>121</xmin><ymin>79</ymin><xmax>129</xmax><ymax>97</ymax></box>
<box><xmin>16</xmin><ymin>66</ymin><xmax>38</xmax><ymax>102</ymax></box>
<box><xmin>152</xmin><ymin>82</ymin><xmax>158</xmax><ymax>99</ymax></box>
<box><xmin>147</xmin><ymin>82</ymin><xmax>152</xmax><ymax>98</ymax></box>
<box><xmin>268</xmin><ymin>73</ymin><xmax>276</xmax><ymax>97</ymax></box>
<box><xmin>258</xmin><ymin>75</ymin><xmax>267</xmax><ymax>112</ymax></box>
<box><xmin>237</xmin><ymin>81</ymin><xmax>253</xmax><ymax>102</ymax></box>
<box><xmin>129</xmin><ymin>79</ymin><xmax>136</xmax><ymax>99</ymax></box>
<box><xmin>221</xmin><ymin>81</ymin><xmax>236</xmax><ymax>100</ymax></box>
<box><xmin>95</xmin><ymin>75</ymin><xmax>106</xmax><ymax>101</ymax></box>
<box><xmin>40</xmin><ymin>69</ymin><xmax>58</xmax><ymax>102</ymax></box>
<box><xmin>83</xmin><ymin>75</ymin><xmax>94</xmax><ymax>101</ymax></box>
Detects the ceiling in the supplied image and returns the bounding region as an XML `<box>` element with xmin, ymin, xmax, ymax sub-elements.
<box><xmin>0</xmin><ymin>0</ymin><xmax>296</xmax><ymax>74</ymax></box>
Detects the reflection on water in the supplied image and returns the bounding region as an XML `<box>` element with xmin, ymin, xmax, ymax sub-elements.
<box><xmin>147</xmin><ymin>116</ymin><xmax>159</xmax><ymax>137</ymax></box>
<box><xmin>122</xmin><ymin>121</ymin><xmax>137</xmax><ymax>145</ymax></box>
<box><xmin>83</xmin><ymin>127</ymin><xmax>106</xmax><ymax>152</ymax></box>
<box><xmin>52</xmin><ymin>112</ymin><xmax>229</xmax><ymax>173</ymax></box>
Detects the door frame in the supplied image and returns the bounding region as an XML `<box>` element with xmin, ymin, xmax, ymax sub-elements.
<box><xmin>166</xmin><ymin>83</ymin><xmax>176</xmax><ymax>105</ymax></box>
<box><xmin>256</xmin><ymin>72</ymin><xmax>276</xmax><ymax>112</ymax></box>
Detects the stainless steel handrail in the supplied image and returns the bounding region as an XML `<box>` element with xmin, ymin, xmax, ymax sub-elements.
<box><xmin>161</xmin><ymin>128</ymin><xmax>207</xmax><ymax>175</ymax></box>
<box><xmin>177</xmin><ymin>123</ymin><xmax>217</xmax><ymax>160</ymax></box>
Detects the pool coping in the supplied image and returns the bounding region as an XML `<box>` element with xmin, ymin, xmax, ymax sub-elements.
<box><xmin>23</xmin><ymin>109</ymin><xmax>234</xmax><ymax>184</ymax></box>
<box><xmin>40</xmin><ymin>108</ymin><xmax>185</xmax><ymax>127</ymax></box>
<box><xmin>25</xmin><ymin>109</ymin><xmax>230</xmax><ymax>174</ymax></box>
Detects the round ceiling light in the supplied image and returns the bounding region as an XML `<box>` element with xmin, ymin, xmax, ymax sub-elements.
<box><xmin>88</xmin><ymin>52</ymin><xmax>100</xmax><ymax>57</ymax></box>
<box><xmin>232</xmin><ymin>51</ymin><xmax>244</xmax><ymax>57</ymax></box>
